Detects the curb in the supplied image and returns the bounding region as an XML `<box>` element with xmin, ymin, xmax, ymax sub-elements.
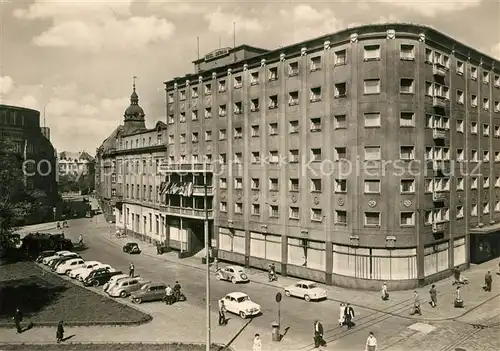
<box><xmin>0</xmin><ymin>342</ymin><xmax>233</xmax><ymax>351</ymax></box>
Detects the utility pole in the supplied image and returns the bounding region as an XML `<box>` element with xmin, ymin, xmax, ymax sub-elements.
<box><xmin>204</xmin><ymin>167</ymin><xmax>211</xmax><ymax>351</ymax></box>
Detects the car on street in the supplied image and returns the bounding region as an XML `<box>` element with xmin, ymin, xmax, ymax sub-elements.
<box><xmin>215</xmin><ymin>265</ymin><xmax>249</xmax><ymax>284</ymax></box>
<box><xmin>123</xmin><ymin>242</ymin><xmax>141</xmax><ymax>254</ymax></box>
<box><xmin>284</xmin><ymin>280</ymin><xmax>328</xmax><ymax>302</ymax></box>
<box><xmin>42</xmin><ymin>251</ymin><xmax>73</xmax><ymax>265</ymax></box>
<box><xmin>107</xmin><ymin>277</ymin><xmax>150</xmax><ymax>298</ymax></box>
<box><xmin>103</xmin><ymin>274</ymin><xmax>130</xmax><ymax>292</ymax></box>
<box><xmin>78</xmin><ymin>264</ymin><xmax>115</xmax><ymax>282</ymax></box>
<box><xmin>69</xmin><ymin>261</ymin><xmax>102</xmax><ymax>279</ymax></box>
<box><xmin>221</xmin><ymin>292</ymin><xmax>261</xmax><ymax>319</ymax></box>
<box><xmin>83</xmin><ymin>270</ymin><xmax>124</xmax><ymax>287</ymax></box>
<box><xmin>130</xmin><ymin>282</ymin><xmax>167</xmax><ymax>304</ymax></box>
<box><xmin>35</xmin><ymin>250</ymin><xmax>56</xmax><ymax>263</ymax></box>
<box><xmin>56</xmin><ymin>258</ymin><xmax>85</xmax><ymax>275</ymax></box>
<box><xmin>49</xmin><ymin>253</ymin><xmax>81</xmax><ymax>270</ymax></box>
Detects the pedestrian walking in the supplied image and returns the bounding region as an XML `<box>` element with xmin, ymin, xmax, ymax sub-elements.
<box><xmin>13</xmin><ymin>307</ymin><xmax>22</xmax><ymax>333</ymax></box>
<box><xmin>213</xmin><ymin>257</ymin><xmax>219</xmax><ymax>271</ymax></box>
<box><xmin>56</xmin><ymin>321</ymin><xmax>64</xmax><ymax>343</ymax></box>
<box><xmin>218</xmin><ymin>300</ymin><xmax>227</xmax><ymax>326</ymax></box>
<box><xmin>365</xmin><ymin>332</ymin><xmax>378</xmax><ymax>351</ymax></box>
<box><xmin>429</xmin><ymin>284</ymin><xmax>437</xmax><ymax>308</ymax></box>
<box><xmin>344</xmin><ymin>303</ymin><xmax>355</xmax><ymax>329</ymax></box>
<box><xmin>313</xmin><ymin>320</ymin><xmax>326</xmax><ymax>348</ymax></box>
<box><xmin>484</xmin><ymin>270</ymin><xmax>492</xmax><ymax>292</ymax></box>
<box><xmin>252</xmin><ymin>333</ymin><xmax>262</xmax><ymax>351</ymax></box>
<box><xmin>410</xmin><ymin>291</ymin><xmax>421</xmax><ymax>315</ymax></box>
<box><xmin>454</xmin><ymin>286</ymin><xmax>463</xmax><ymax>308</ymax></box>
<box><xmin>338</xmin><ymin>302</ymin><xmax>346</xmax><ymax>326</ymax></box>
<box><xmin>381</xmin><ymin>282</ymin><xmax>389</xmax><ymax>301</ymax></box>
<box><xmin>129</xmin><ymin>262</ymin><xmax>135</xmax><ymax>277</ymax></box>
<box><xmin>453</xmin><ymin>267</ymin><xmax>461</xmax><ymax>284</ymax></box>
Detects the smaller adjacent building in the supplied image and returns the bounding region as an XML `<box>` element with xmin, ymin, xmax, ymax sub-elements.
<box><xmin>58</xmin><ymin>151</ymin><xmax>95</xmax><ymax>177</ymax></box>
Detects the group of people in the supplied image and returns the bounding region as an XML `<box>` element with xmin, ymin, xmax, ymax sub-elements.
<box><xmin>164</xmin><ymin>281</ymin><xmax>182</xmax><ymax>305</ymax></box>
<box><xmin>337</xmin><ymin>303</ymin><xmax>356</xmax><ymax>329</ymax></box>
<box><xmin>313</xmin><ymin>318</ymin><xmax>377</xmax><ymax>350</ymax></box>
<box><xmin>13</xmin><ymin>307</ymin><xmax>63</xmax><ymax>343</ymax></box>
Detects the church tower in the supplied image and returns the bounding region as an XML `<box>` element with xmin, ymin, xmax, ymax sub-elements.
<box><xmin>123</xmin><ymin>76</ymin><xmax>146</xmax><ymax>135</ymax></box>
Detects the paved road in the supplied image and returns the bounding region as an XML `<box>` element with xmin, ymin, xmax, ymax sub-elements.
<box><xmin>60</xmin><ymin>217</ymin><xmax>419</xmax><ymax>350</ymax></box>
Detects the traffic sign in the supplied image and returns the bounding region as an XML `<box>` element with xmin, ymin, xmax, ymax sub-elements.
<box><xmin>275</xmin><ymin>292</ymin><xmax>282</xmax><ymax>303</ymax></box>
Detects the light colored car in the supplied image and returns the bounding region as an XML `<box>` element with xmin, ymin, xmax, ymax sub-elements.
<box><xmin>221</xmin><ymin>292</ymin><xmax>261</xmax><ymax>319</ymax></box>
<box><xmin>69</xmin><ymin>261</ymin><xmax>102</xmax><ymax>279</ymax></box>
<box><xmin>216</xmin><ymin>265</ymin><xmax>249</xmax><ymax>284</ymax></box>
<box><xmin>107</xmin><ymin>277</ymin><xmax>150</xmax><ymax>298</ymax></box>
<box><xmin>78</xmin><ymin>264</ymin><xmax>115</xmax><ymax>282</ymax></box>
<box><xmin>103</xmin><ymin>274</ymin><xmax>130</xmax><ymax>292</ymax></box>
<box><xmin>284</xmin><ymin>280</ymin><xmax>328</xmax><ymax>302</ymax></box>
<box><xmin>55</xmin><ymin>258</ymin><xmax>85</xmax><ymax>275</ymax></box>
<box><xmin>42</xmin><ymin>251</ymin><xmax>73</xmax><ymax>265</ymax></box>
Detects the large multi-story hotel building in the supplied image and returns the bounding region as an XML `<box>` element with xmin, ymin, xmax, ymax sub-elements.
<box><xmin>161</xmin><ymin>23</ymin><xmax>500</xmax><ymax>289</ymax></box>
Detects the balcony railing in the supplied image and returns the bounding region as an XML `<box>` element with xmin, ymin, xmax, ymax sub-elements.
<box><xmin>432</xmin><ymin>64</ymin><xmax>447</xmax><ymax>77</ymax></box>
<box><xmin>192</xmin><ymin>186</ymin><xmax>214</xmax><ymax>196</ymax></box>
<box><xmin>162</xmin><ymin>205</ymin><xmax>214</xmax><ymax>219</ymax></box>
<box><xmin>433</xmin><ymin>96</ymin><xmax>447</xmax><ymax>108</ymax></box>
<box><xmin>160</xmin><ymin>163</ymin><xmax>213</xmax><ymax>173</ymax></box>
<box><xmin>432</xmin><ymin>128</ymin><xmax>447</xmax><ymax>139</ymax></box>
<box><xmin>432</xmin><ymin>191</ymin><xmax>447</xmax><ymax>202</ymax></box>
<box><xmin>432</xmin><ymin>222</ymin><xmax>446</xmax><ymax>233</ymax></box>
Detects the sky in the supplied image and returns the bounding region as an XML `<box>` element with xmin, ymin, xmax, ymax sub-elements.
<box><xmin>0</xmin><ymin>0</ymin><xmax>499</xmax><ymax>153</ymax></box>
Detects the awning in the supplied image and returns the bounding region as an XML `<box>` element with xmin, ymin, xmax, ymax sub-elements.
<box><xmin>469</xmin><ymin>222</ymin><xmax>500</xmax><ymax>234</ymax></box>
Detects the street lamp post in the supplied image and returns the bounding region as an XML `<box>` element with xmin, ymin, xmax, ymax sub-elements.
<box><xmin>204</xmin><ymin>168</ymin><xmax>211</xmax><ymax>351</ymax></box>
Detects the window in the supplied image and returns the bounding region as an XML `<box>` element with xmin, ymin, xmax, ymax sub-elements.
<box><xmin>220</xmin><ymin>201</ymin><xmax>227</xmax><ymax>212</ymax></box>
<box><xmin>269</xmin><ymin>150</ymin><xmax>279</xmax><ymax>164</ymax></box>
<box><xmin>234</xmin><ymin>102</ymin><xmax>242</xmax><ymax>114</ymax></box>
<box><xmin>496</xmin><ymin>177</ymin><xmax>500</xmax><ymax>187</ymax></box>
<box><xmin>180</xmin><ymin>133</ymin><xmax>186</xmax><ymax>143</ymax></box>
<box><xmin>234</xmin><ymin>177</ymin><xmax>243</xmax><ymax>189</ymax></box>
<box><xmin>218</xmin><ymin>80</ymin><xmax>226</xmax><ymax>92</ymax></box>
<box><xmin>364</xmin><ymin>146</ymin><xmax>381</xmax><ymax>161</ymax></box>
<box><xmin>251</xmin><ymin>151</ymin><xmax>260</xmax><ymax>164</ymax></box>
<box><xmin>289</xmin><ymin>178</ymin><xmax>299</xmax><ymax>191</ymax></box>
<box><xmin>204</xmin><ymin>83</ymin><xmax>211</xmax><ymax>95</ymax></box>
<box><xmin>251</xmin><ymin>178</ymin><xmax>260</xmax><ymax>190</ymax></box>
<box><xmin>457</xmin><ymin>177</ymin><xmax>464</xmax><ymax>191</ymax></box>
<box><xmin>400</xmin><ymin>112</ymin><xmax>415</xmax><ymax>127</ymax></box>
<box><xmin>364</xmin><ymin>179</ymin><xmax>381</xmax><ymax>193</ymax></box>
<box><xmin>364</xmin><ymin>79</ymin><xmax>380</xmax><ymax>94</ymax></box>
<box><xmin>234</xmin><ymin>203</ymin><xmax>243</xmax><ymax>214</ymax></box>
<box><xmin>471</xmin><ymin>204</ymin><xmax>478</xmax><ymax>216</ymax></box>
<box><xmin>167</xmin><ymin>93</ymin><xmax>174</xmax><ymax>103</ymax></box>
<box><xmin>289</xmin><ymin>91</ymin><xmax>299</xmax><ymax>105</ymax></box>
<box><xmin>495</xmin><ymin>75</ymin><xmax>500</xmax><ymax>87</ymax></box>
<box><xmin>310</xmin><ymin>56</ymin><xmax>322</xmax><ymax>71</ymax></box>
<box><xmin>335</xmin><ymin>210</ymin><xmax>347</xmax><ymax>225</ymax></box>
<box><xmin>400</xmin><ymin>146</ymin><xmax>415</xmax><ymax>160</ymax></box>
<box><xmin>364</xmin><ymin>212</ymin><xmax>380</xmax><ymax>226</ymax></box>
<box><xmin>471</xmin><ymin>94</ymin><xmax>478</xmax><ymax>107</ymax></box>
<box><xmin>457</xmin><ymin>120</ymin><xmax>464</xmax><ymax>133</ymax></box>
<box><xmin>471</xmin><ymin>149</ymin><xmax>478</xmax><ymax>162</ymax></box>
<box><xmin>269</xmin><ymin>95</ymin><xmax>278</xmax><ymax>109</ymax></box>
<box><xmin>310</xmin><ymin>179</ymin><xmax>322</xmax><ymax>192</ymax></box>
<box><xmin>425</xmin><ymin>81</ymin><xmax>433</xmax><ymax>96</ymax></box>
<box><xmin>192</xmin><ymin>132</ymin><xmax>199</xmax><ymax>143</ymax></box>
<box><xmin>400</xmin><ymin>78</ymin><xmax>414</xmax><ymax>93</ymax></box>
<box><xmin>311</xmin><ymin>148</ymin><xmax>322</xmax><ymax>161</ymax></box>
<box><xmin>234</xmin><ymin>76</ymin><xmax>242</xmax><ymax>89</ymax></box>
<box><xmin>269</xmin><ymin>205</ymin><xmax>279</xmax><ymax>218</ymax></box>
<box><xmin>179</xmin><ymin>112</ymin><xmax>186</xmax><ymax>122</ymax></box>
<box><xmin>269</xmin><ymin>178</ymin><xmax>279</xmax><ymax>191</ymax></box>
<box><xmin>288</xmin><ymin>62</ymin><xmax>299</xmax><ymax>76</ymax></box>
<box><xmin>179</xmin><ymin>90</ymin><xmax>186</xmax><ymax>100</ymax></box>
<box><xmin>471</xmin><ymin>122</ymin><xmax>478</xmax><ymax>134</ymax></box>
<box><xmin>250</xmin><ymin>72</ymin><xmax>259</xmax><ymax>85</ymax></box>
<box><xmin>311</xmin><ymin>208</ymin><xmax>322</xmax><ymax>221</ymax></box>
<box><xmin>456</xmin><ymin>148</ymin><xmax>464</xmax><ymax>161</ymax></box>
<box><xmin>269</xmin><ymin>67</ymin><xmax>278</xmax><ymax>81</ymax></box>
<box><xmin>455</xmin><ymin>206</ymin><xmax>464</xmax><ymax>219</ymax></box>
<box><xmin>495</xmin><ymin>101</ymin><xmax>500</xmax><ymax>112</ymax></box>
<box><xmin>363</xmin><ymin>45</ymin><xmax>380</xmax><ymax>60</ymax></box>
<box><xmin>483</xmin><ymin>123</ymin><xmax>490</xmax><ymax>136</ymax></box>
<box><xmin>456</xmin><ymin>90</ymin><xmax>464</xmax><ymax>104</ymax></box>
<box><xmin>496</xmin><ymin>152</ymin><xmax>500</xmax><ymax>162</ymax></box>
<box><xmin>471</xmin><ymin>177</ymin><xmax>478</xmax><ymax>189</ymax></box>
<box><xmin>400</xmin><ymin>212</ymin><xmax>415</xmax><ymax>226</ymax></box>
<box><xmin>334</xmin><ymin>147</ymin><xmax>347</xmax><ymax>160</ymax></box>
<box><xmin>470</xmin><ymin>66</ymin><xmax>477</xmax><ymax>80</ymax></box>
<box><xmin>168</xmin><ymin>134</ymin><xmax>174</xmax><ymax>144</ymax></box>
<box><xmin>495</xmin><ymin>126</ymin><xmax>500</xmax><ymax>137</ymax></box>
<box><xmin>483</xmin><ymin>72</ymin><xmax>490</xmax><ymax>84</ymax></box>
<box><xmin>400</xmin><ymin>179</ymin><xmax>415</xmax><ymax>193</ymax></box>
<box><xmin>234</xmin><ymin>153</ymin><xmax>242</xmax><ymax>164</ymax></box>
<box><xmin>289</xmin><ymin>149</ymin><xmax>299</xmax><ymax>163</ymax></box>
<box><xmin>289</xmin><ymin>120</ymin><xmax>299</xmax><ymax>133</ymax></box>
<box><xmin>234</xmin><ymin>127</ymin><xmax>242</xmax><ymax>139</ymax></box>
<box><xmin>497</xmin><ymin>201</ymin><xmax>500</xmax><ymax>212</ymax></box>
<box><xmin>290</xmin><ymin>207</ymin><xmax>300</xmax><ymax>219</ymax></box>
<box><xmin>364</xmin><ymin>112</ymin><xmax>380</xmax><ymax>127</ymax></box>
<box><xmin>483</xmin><ymin>176</ymin><xmax>490</xmax><ymax>188</ymax></box>
<box><xmin>252</xmin><ymin>204</ymin><xmax>260</xmax><ymax>215</ymax></box>
<box><xmin>269</xmin><ymin>123</ymin><xmax>278</xmax><ymax>135</ymax></box>
<box><xmin>483</xmin><ymin>202</ymin><xmax>490</xmax><ymax>215</ymax></box>
<box><xmin>456</xmin><ymin>61</ymin><xmax>464</xmax><ymax>75</ymax></box>
<box><xmin>484</xmin><ymin>151</ymin><xmax>490</xmax><ymax>162</ymax></box>
<box><xmin>219</xmin><ymin>178</ymin><xmax>227</xmax><ymax>188</ymax></box>
<box><xmin>191</xmin><ymin>109</ymin><xmax>198</xmax><ymax>121</ymax></box>
<box><xmin>310</xmin><ymin>87</ymin><xmax>322</xmax><ymax>102</ymax></box>
<box><xmin>334</xmin><ymin>83</ymin><xmax>347</xmax><ymax>97</ymax></box>
<box><xmin>335</xmin><ymin>179</ymin><xmax>347</xmax><ymax>193</ymax></box>
<box><xmin>191</xmin><ymin>86</ymin><xmax>198</xmax><ymax>98</ymax></box>
<box><xmin>250</xmin><ymin>98</ymin><xmax>259</xmax><ymax>111</ymax></box>
<box><xmin>219</xmin><ymin>129</ymin><xmax>226</xmax><ymax>140</ymax></box>
<box><xmin>219</xmin><ymin>104</ymin><xmax>227</xmax><ymax>117</ymax></box>
<box><xmin>483</xmin><ymin>98</ymin><xmax>490</xmax><ymax>111</ymax></box>
<box><xmin>310</xmin><ymin>118</ymin><xmax>321</xmax><ymax>131</ymax></box>
<box><xmin>334</xmin><ymin>50</ymin><xmax>346</xmax><ymax>65</ymax></box>
<box><xmin>251</xmin><ymin>125</ymin><xmax>259</xmax><ymax>137</ymax></box>
<box><xmin>205</xmin><ymin>107</ymin><xmax>212</xmax><ymax>119</ymax></box>
<box><xmin>425</xmin><ymin>49</ymin><xmax>433</xmax><ymax>63</ymax></box>
<box><xmin>400</xmin><ymin>44</ymin><xmax>415</xmax><ymax>60</ymax></box>
<box><xmin>334</xmin><ymin>114</ymin><xmax>346</xmax><ymax>129</ymax></box>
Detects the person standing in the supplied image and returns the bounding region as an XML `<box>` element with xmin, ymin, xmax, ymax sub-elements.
<box><xmin>338</xmin><ymin>303</ymin><xmax>346</xmax><ymax>326</ymax></box>
<box><xmin>56</xmin><ymin>320</ymin><xmax>64</xmax><ymax>343</ymax></box>
<box><xmin>165</xmin><ymin>285</ymin><xmax>173</xmax><ymax>305</ymax></box>
<box><xmin>429</xmin><ymin>284</ymin><xmax>437</xmax><ymax>308</ymax></box>
<box><xmin>252</xmin><ymin>333</ymin><xmax>262</xmax><ymax>351</ymax></box>
<box><xmin>344</xmin><ymin>303</ymin><xmax>355</xmax><ymax>330</ymax></box>
<box><xmin>411</xmin><ymin>291</ymin><xmax>421</xmax><ymax>315</ymax></box>
<box><xmin>484</xmin><ymin>270</ymin><xmax>492</xmax><ymax>292</ymax></box>
<box><xmin>218</xmin><ymin>300</ymin><xmax>227</xmax><ymax>326</ymax></box>
<box><xmin>365</xmin><ymin>332</ymin><xmax>378</xmax><ymax>351</ymax></box>
<box><xmin>313</xmin><ymin>320</ymin><xmax>325</xmax><ymax>348</ymax></box>
<box><xmin>381</xmin><ymin>282</ymin><xmax>389</xmax><ymax>301</ymax></box>
<box><xmin>213</xmin><ymin>257</ymin><xmax>219</xmax><ymax>271</ymax></box>
<box><xmin>129</xmin><ymin>262</ymin><xmax>135</xmax><ymax>277</ymax></box>
<box><xmin>13</xmin><ymin>307</ymin><xmax>22</xmax><ymax>333</ymax></box>
<box><xmin>173</xmin><ymin>281</ymin><xmax>181</xmax><ymax>301</ymax></box>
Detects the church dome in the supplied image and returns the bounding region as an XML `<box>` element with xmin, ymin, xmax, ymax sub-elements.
<box><xmin>124</xmin><ymin>82</ymin><xmax>145</xmax><ymax>120</ymax></box>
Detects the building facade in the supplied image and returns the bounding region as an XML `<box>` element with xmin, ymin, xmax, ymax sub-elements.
<box><xmin>163</xmin><ymin>23</ymin><xmax>500</xmax><ymax>289</ymax></box>
<box><xmin>0</xmin><ymin>104</ymin><xmax>58</xmax><ymax>222</ymax></box>
<box><xmin>58</xmin><ymin>151</ymin><xmax>95</xmax><ymax>177</ymax></box>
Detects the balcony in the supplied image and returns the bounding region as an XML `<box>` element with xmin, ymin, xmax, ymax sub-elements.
<box><xmin>162</xmin><ymin>205</ymin><xmax>214</xmax><ymax>219</ymax></box>
<box><xmin>432</xmin><ymin>64</ymin><xmax>447</xmax><ymax>77</ymax></box>
<box><xmin>433</xmin><ymin>96</ymin><xmax>448</xmax><ymax>108</ymax></box>
<box><xmin>432</xmin><ymin>191</ymin><xmax>447</xmax><ymax>202</ymax></box>
<box><xmin>432</xmin><ymin>128</ymin><xmax>447</xmax><ymax>139</ymax></box>
<box><xmin>432</xmin><ymin>222</ymin><xmax>446</xmax><ymax>233</ymax></box>
<box><xmin>160</xmin><ymin>162</ymin><xmax>213</xmax><ymax>173</ymax></box>
<box><xmin>192</xmin><ymin>185</ymin><xmax>214</xmax><ymax>196</ymax></box>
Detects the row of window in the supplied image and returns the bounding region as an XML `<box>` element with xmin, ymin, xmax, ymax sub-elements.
<box><xmin>119</xmin><ymin>134</ymin><xmax>164</xmax><ymax>150</ymax></box>
<box><xmin>167</xmin><ymin>46</ymin><xmax>500</xmax><ymax>103</ymax></box>
<box><xmin>430</xmin><ymin>82</ymin><xmax>500</xmax><ymax>111</ymax></box>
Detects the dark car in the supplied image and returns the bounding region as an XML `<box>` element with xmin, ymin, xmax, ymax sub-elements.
<box><xmin>123</xmin><ymin>242</ymin><xmax>141</xmax><ymax>254</ymax></box>
<box><xmin>84</xmin><ymin>270</ymin><xmax>123</xmax><ymax>287</ymax></box>
<box><xmin>49</xmin><ymin>254</ymin><xmax>81</xmax><ymax>270</ymax></box>
<box><xmin>35</xmin><ymin>250</ymin><xmax>56</xmax><ymax>263</ymax></box>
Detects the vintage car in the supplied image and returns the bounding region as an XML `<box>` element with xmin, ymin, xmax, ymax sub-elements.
<box><xmin>83</xmin><ymin>270</ymin><xmax>123</xmax><ymax>287</ymax></box>
<box><xmin>107</xmin><ymin>277</ymin><xmax>150</xmax><ymax>298</ymax></box>
<box><xmin>221</xmin><ymin>292</ymin><xmax>261</xmax><ymax>319</ymax></box>
<box><xmin>42</xmin><ymin>251</ymin><xmax>73</xmax><ymax>265</ymax></box>
<box><xmin>78</xmin><ymin>264</ymin><xmax>114</xmax><ymax>282</ymax></box>
<box><xmin>123</xmin><ymin>242</ymin><xmax>141</xmax><ymax>254</ymax></box>
<box><xmin>49</xmin><ymin>254</ymin><xmax>81</xmax><ymax>270</ymax></box>
<box><xmin>103</xmin><ymin>274</ymin><xmax>130</xmax><ymax>292</ymax></box>
<box><xmin>215</xmin><ymin>265</ymin><xmax>249</xmax><ymax>284</ymax></box>
<box><xmin>69</xmin><ymin>261</ymin><xmax>101</xmax><ymax>279</ymax></box>
<box><xmin>284</xmin><ymin>280</ymin><xmax>328</xmax><ymax>302</ymax></box>
<box><xmin>35</xmin><ymin>250</ymin><xmax>56</xmax><ymax>263</ymax></box>
<box><xmin>55</xmin><ymin>258</ymin><xmax>85</xmax><ymax>275</ymax></box>
<box><xmin>130</xmin><ymin>283</ymin><xmax>167</xmax><ymax>304</ymax></box>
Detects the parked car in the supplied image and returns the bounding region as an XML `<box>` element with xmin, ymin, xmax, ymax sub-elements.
<box><xmin>42</xmin><ymin>251</ymin><xmax>72</xmax><ymax>265</ymax></box>
<box><xmin>78</xmin><ymin>264</ymin><xmax>115</xmax><ymax>282</ymax></box>
<box><xmin>221</xmin><ymin>292</ymin><xmax>261</xmax><ymax>319</ymax></box>
<box><xmin>69</xmin><ymin>261</ymin><xmax>102</xmax><ymax>279</ymax></box>
<box><xmin>49</xmin><ymin>254</ymin><xmax>81</xmax><ymax>270</ymax></box>
<box><xmin>83</xmin><ymin>270</ymin><xmax>123</xmax><ymax>287</ymax></box>
<box><xmin>284</xmin><ymin>280</ymin><xmax>328</xmax><ymax>302</ymax></box>
<box><xmin>35</xmin><ymin>250</ymin><xmax>56</xmax><ymax>263</ymax></box>
<box><xmin>103</xmin><ymin>274</ymin><xmax>130</xmax><ymax>292</ymax></box>
<box><xmin>130</xmin><ymin>283</ymin><xmax>167</xmax><ymax>304</ymax></box>
<box><xmin>107</xmin><ymin>277</ymin><xmax>150</xmax><ymax>298</ymax></box>
<box><xmin>123</xmin><ymin>242</ymin><xmax>141</xmax><ymax>254</ymax></box>
<box><xmin>56</xmin><ymin>258</ymin><xmax>85</xmax><ymax>275</ymax></box>
<box><xmin>216</xmin><ymin>265</ymin><xmax>249</xmax><ymax>284</ymax></box>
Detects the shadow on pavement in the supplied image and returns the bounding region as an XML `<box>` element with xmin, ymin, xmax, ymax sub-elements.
<box><xmin>222</xmin><ymin>317</ymin><xmax>253</xmax><ymax>350</ymax></box>
<box><xmin>61</xmin><ymin>334</ymin><xmax>75</xmax><ymax>342</ymax></box>
<box><xmin>280</xmin><ymin>326</ymin><xmax>291</xmax><ymax>341</ymax></box>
